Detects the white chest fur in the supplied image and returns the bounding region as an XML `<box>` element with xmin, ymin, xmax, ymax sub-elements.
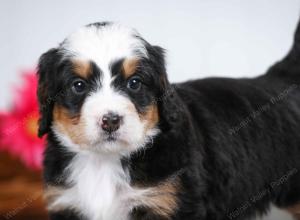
<box><xmin>49</xmin><ymin>153</ymin><xmax>140</xmax><ymax>220</ymax></box>
<box><xmin>46</xmin><ymin>152</ymin><xmax>180</xmax><ymax>220</ymax></box>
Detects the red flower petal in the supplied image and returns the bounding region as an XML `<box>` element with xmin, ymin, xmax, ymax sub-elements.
<box><xmin>0</xmin><ymin>71</ymin><xmax>45</xmax><ymax>170</ymax></box>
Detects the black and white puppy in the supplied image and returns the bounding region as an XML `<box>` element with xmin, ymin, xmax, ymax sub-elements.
<box><xmin>38</xmin><ymin>21</ymin><xmax>300</xmax><ymax>220</ymax></box>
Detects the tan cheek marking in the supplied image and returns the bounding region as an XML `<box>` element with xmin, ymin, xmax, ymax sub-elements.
<box><xmin>53</xmin><ymin>105</ymin><xmax>88</xmax><ymax>146</ymax></box>
<box><xmin>140</xmin><ymin>104</ymin><xmax>159</xmax><ymax>131</ymax></box>
<box><xmin>285</xmin><ymin>203</ymin><xmax>300</xmax><ymax>219</ymax></box>
<box><xmin>134</xmin><ymin>178</ymin><xmax>180</xmax><ymax>219</ymax></box>
<box><xmin>72</xmin><ymin>59</ymin><xmax>92</xmax><ymax>79</ymax></box>
<box><xmin>122</xmin><ymin>58</ymin><xmax>139</xmax><ymax>79</ymax></box>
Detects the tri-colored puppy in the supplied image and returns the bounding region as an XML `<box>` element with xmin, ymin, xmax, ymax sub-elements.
<box><xmin>38</xmin><ymin>21</ymin><xmax>300</xmax><ymax>220</ymax></box>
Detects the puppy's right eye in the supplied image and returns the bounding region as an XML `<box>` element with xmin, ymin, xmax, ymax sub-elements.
<box><xmin>72</xmin><ymin>80</ymin><xmax>87</xmax><ymax>94</ymax></box>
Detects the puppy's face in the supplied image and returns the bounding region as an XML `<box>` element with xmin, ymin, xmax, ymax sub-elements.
<box><xmin>38</xmin><ymin>23</ymin><xmax>169</xmax><ymax>155</ymax></box>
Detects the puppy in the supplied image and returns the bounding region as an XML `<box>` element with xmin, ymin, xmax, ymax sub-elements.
<box><xmin>38</xmin><ymin>21</ymin><xmax>300</xmax><ymax>220</ymax></box>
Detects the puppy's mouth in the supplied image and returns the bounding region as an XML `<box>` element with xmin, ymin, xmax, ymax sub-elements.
<box><xmin>103</xmin><ymin>131</ymin><xmax>120</xmax><ymax>142</ymax></box>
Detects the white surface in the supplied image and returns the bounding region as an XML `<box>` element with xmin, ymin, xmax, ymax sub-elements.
<box><xmin>0</xmin><ymin>1</ymin><xmax>299</xmax><ymax>219</ymax></box>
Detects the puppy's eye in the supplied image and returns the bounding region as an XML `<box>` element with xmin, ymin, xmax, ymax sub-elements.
<box><xmin>72</xmin><ymin>80</ymin><xmax>87</xmax><ymax>94</ymax></box>
<box><xmin>127</xmin><ymin>77</ymin><xmax>141</xmax><ymax>91</ymax></box>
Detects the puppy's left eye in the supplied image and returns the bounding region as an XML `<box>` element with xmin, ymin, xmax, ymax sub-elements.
<box><xmin>72</xmin><ymin>80</ymin><xmax>87</xmax><ymax>94</ymax></box>
<box><xmin>127</xmin><ymin>77</ymin><xmax>142</xmax><ymax>91</ymax></box>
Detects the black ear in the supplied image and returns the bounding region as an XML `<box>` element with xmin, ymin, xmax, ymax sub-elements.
<box><xmin>148</xmin><ymin>45</ymin><xmax>183</xmax><ymax>131</ymax></box>
<box><xmin>146</xmin><ymin>45</ymin><xmax>170</xmax><ymax>92</ymax></box>
<box><xmin>37</xmin><ymin>48</ymin><xmax>61</xmax><ymax>137</ymax></box>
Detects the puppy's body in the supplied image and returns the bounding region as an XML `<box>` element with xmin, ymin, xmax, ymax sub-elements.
<box><xmin>39</xmin><ymin>22</ymin><xmax>300</xmax><ymax>220</ymax></box>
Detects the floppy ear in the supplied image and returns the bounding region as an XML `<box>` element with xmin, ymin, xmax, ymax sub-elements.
<box><xmin>37</xmin><ymin>48</ymin><xmax>61</xmax><ymax>137</ymax></box>
<box><xmin>148</xmin><ymin>45</ymin><xmax>183</xmax><ymax>131</ymax></box>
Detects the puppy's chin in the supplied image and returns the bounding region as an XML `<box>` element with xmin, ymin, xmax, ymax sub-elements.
<box><xmin>99</xmin><ymin>127</ymin><xmax>159</xmax><ymax>155</ymax></box>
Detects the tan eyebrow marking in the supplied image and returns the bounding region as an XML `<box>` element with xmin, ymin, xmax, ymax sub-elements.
<box><xmin>72</xmin><ymin>59</ymin><xmax>92</xmax><ymax>79</ymax></box>
<box><xmin>122</xmin><ymin>58</ymin><xmax>139</xmax><ymax>79</ymax></box>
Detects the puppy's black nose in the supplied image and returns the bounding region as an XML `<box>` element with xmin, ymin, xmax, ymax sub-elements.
<box><xmin>101</xmin><ymin>112</ymin><xmax>122</xmax><ymax>132</ymax></box>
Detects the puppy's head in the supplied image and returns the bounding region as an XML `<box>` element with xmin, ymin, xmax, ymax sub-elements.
<box><xmin>37</xmin><ymin>22</ymin><xmax>172</xmax><ymax>155</ymax></box>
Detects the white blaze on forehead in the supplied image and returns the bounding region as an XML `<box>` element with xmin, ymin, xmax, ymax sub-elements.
<box><xmin>62</xmin><ymin>23</ymin><xmax>147</xmax><ymax>88</ymax></box>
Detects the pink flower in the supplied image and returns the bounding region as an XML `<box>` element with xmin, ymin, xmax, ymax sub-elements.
<box><xmin>0</xmin><ymin>71</ymin><xmax>45</xmax><ymax>170</ymax></box>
